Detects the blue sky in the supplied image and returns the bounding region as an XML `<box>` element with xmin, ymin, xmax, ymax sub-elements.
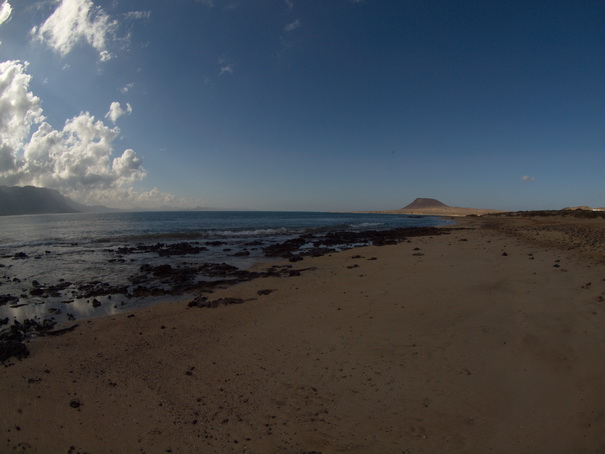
<box><xmin>0</xmin><ymin>0</ymin><xmax>604</xmax><ymax>211</ymax></box>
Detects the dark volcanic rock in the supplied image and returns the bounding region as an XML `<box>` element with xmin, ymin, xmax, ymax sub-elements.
<box><xmin>0</xmin><ymin>340</ymin><xmax>29</xmax><ymax>361</ymax></box>
<box><xmin>264</xmin><ymin>227</ymin><xmax>449</xmax><ymax>259</ymax></box>
<box><xmin>131</xmin><ymin>261</ymin><xmax>296</xmax><ymax>301</ymax></box>
<box><xmin>263</xmin><ymin>237</ymin><xmax>307</xmax><ymax>258</ymax></box>
<box><xmin>188</xmin><ymin>296</ymin><xmax>211</xmax><ymax>308</ymax></box>
<box><xmin>205</xmin><ymin>241</ymin><xmax>226</xmax><ymax>246</ymax></box>
<box><xmin>114</xmin><ymin>242</ymin><xmax>208</xmax><ymax>257</ymax></box>
<box><xmin>0</xmin><ymin>317</ymin><xmax>71</xmax><ymax>361</ymax></box>
<box><xmin>157</xmin><ymin>242</ymin><xmax>208</xmax><ymax>257</ymax></box>
<box><xmin>232</xmin><ymin>250</ymin><xmax>250</xmax><ymax>257</ymax></box>
<box><xmin>0</xmin><ymin>294</ymin><xmax>19</xmax><ymax>306</ymax></box>
<box><xmin>1</xmin><ymin>318</ymin><xmax>57</xmax><ymax>341</ymax></box>
<box><xmin>28</xmin><ymin>281</ymin><xmax>72</xmax><ymax>298</ymax></box>
<box><xmin>74</xmin><ymin>281</ymin><xmax>128</xmax><ymax>299</ymax></box>
<box><xmin>47</xmin><ymin>324</ymin><xmax>79</xmax><ymax>336</ymax></box>
<box><xmin>131</xmin><ymin>285</ymin><xmax>168</xmax><ymax>298</ymax></box>
<box><xmin>188</xmin><ymin>297</ymin><xmax>246</xmax><ymax>309</ymax></box>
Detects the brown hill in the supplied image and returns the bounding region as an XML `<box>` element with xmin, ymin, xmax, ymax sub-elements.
<box><xmin>402</xmin><ymin>198</ymin><xmax>449</xmax><ymax>210</ymax></box>
<box><xmin>382</xmin><ymin>197</ymin><xmax>502</xmax><ymax>217</ymax></box>
<box><xmin>357</xmin><ymin>197</ymin><xmax>502</xmax><ymax>217</ymax></box>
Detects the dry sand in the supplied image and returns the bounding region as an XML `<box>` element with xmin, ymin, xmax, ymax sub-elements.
<box><xmin>2</xmin><ymin>216</ymin><xmax>605</xmax><ymax>453</ymax></box>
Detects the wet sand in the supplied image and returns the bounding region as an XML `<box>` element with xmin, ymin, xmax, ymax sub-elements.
<box><xmin>2</xmin><ymin>215</ymin><xmax>605</xmax><ymax>453</ymax></box>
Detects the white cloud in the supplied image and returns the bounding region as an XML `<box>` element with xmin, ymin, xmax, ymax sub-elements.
<box><xmin>120</xmin><ymin>82</ymin><xmax>134</xmax><ymax>93</ymax></box>
<box><xmin>218</xmin><ymin>57</ymin><xmax>235</xmax><ymax>75</ymax></box>
<box><xmin>219</xmin><ymin>64</ymin><xmax>234</xmax><ymax>75</ymax></box>
<box><xmin>0</xmin><ymin>1</ymin><xmax>12</xmax><ymax>26</ymax></box>
<box><xmin>284</xmin><ymin>19</ymin><xmax>300</xmax><ymax>32</ymax></box>
<box><xmin>105</xmin><ymin>101</ymin><xmax>132</xmax><ymax>123</ymax></box>
<box><xmin>521</xmin><ymin>175</ymin><xmax>536</xmax><ymax>182</ymax></box>
<box><xmin>0</xmin><ymin>59</ymin><xmax>178</xmax><ymax>209</ymax></box>
<box><xmin>20</xmin><ymin>112</ymin><xmax>147</xmax><ymax>201</ymax></box>
<box><xmin>31</xmin><ymin>0</ymin><xmax>119</xmax><ymax>62</ymax></box>
<box><xmin>284</xmin><ymin>0</ymin><xmax>294</xmax><ymax>12</ymax></box>
<box><xmin>0</xmin><ymin>61</ymin><xmax>44</xmax><ymax>172</ymax></box>
<box><xmin>124</xmin><ymin>11</ymin><xmax>151</xmax><ymax>20</ymax></box>
<box><xmin>99</xmin><ymin>50</ymin><xmax>113</xmax><ymax>62</ymax></box>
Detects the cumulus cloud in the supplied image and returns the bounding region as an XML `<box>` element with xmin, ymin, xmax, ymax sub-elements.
<box><xmin>521</xmin><ymin>175</ymin><xmax>536</xmax><ymax>182</ymax></box>
<box><xmin>105</xmin><ymin>101</ymin><xmax>132</xmax><ymax>124</ymax></box>
<box><xmin>0</xmin><ymin>59</ymin><xmax>176</xmax><ymax>208</ymax></box>
<box><xmin>22</xmin><ymin>112</ymin><xmax>145</xmax><ymax>189</ymax></box>
<box><xmin>31</xmin><ymin>0</ymin><xmax>118</xmax><ymax>61</ymax></box>
<box><xmin>0</xmin><ymin>1</ymin><xmax>12</xmax><ymax>26</ymax></box>
<box><xmin>0</xmin><ymin>61</ymin><xmax>44</xmax><ymax>172</ymax></box>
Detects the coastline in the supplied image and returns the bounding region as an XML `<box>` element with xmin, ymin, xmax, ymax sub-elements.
<box><xmin>2</xmin><ymin>216</ymin><xmax>605</xmax><ymax>453</ymax></box>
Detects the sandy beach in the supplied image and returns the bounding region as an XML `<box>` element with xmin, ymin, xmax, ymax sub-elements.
<box><xmin>2</xmin><ymin>215</ymin><xmax>605</xmax><ymax>453</ymax></box>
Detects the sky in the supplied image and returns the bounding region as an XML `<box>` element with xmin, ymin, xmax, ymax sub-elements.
<box><xmin>0</xmin><ymin>0</ymin><xmax>604</xmax><ymax>211</ymax></box>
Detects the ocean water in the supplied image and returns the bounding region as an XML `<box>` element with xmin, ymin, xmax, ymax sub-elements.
<box><xmin>0</xmin><ymin>211</ymin><xmax>450</xmax><ymax>324</ymax></box>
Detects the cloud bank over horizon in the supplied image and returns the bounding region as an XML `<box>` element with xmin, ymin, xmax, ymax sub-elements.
<box><xmin>0</xmin><ymin>60</ymin><xmax>175</xmax><ymax>209</ymax></box>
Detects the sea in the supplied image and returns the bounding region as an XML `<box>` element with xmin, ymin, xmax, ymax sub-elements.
<box><xmin>0</xmin><ymin>211</ymin><xmax>450</xmax><ymax>325</ymax></box>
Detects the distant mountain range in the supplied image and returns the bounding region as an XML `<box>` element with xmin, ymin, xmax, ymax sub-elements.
<box><xmin>0</xmin><ymin>186</ymin><xmax>114</xmax><ymax>216</ymax></box>
<box><xmin>3</xmin><ymin>187</ymin><xmax>600</xmax><ymax>218</ymax></box>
